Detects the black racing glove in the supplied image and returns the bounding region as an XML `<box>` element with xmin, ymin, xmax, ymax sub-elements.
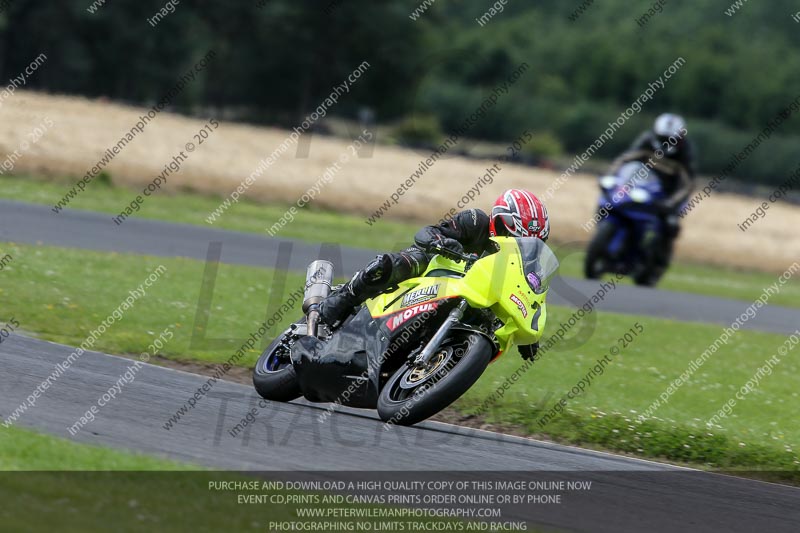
<box><xmin>363</xmin><ymin>254</ymin><xmax>393</xmax><ymax>284</ymax></box>
<box><xmin>518</xmin><ymin>343</ymin><xmax>539</xmax><ymax>361</ymax></box>
<box><xmin>431</xmin><ymin>238</ymin><xmax>464</xmax><ymax>261</ymax></box>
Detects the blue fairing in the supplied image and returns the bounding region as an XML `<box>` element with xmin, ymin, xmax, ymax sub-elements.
<box><xmin>595</xmin><ymin>162</ymin><xmax>666</xmax><ymax>266</ymax></box>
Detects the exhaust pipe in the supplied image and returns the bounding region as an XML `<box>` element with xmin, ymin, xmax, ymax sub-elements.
<box><xmin>303</xmin><ymin>260</ymin><xmax>334</xmax><ymax>337</ymax></box>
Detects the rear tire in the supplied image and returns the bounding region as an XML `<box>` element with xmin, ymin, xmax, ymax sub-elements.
<box><xmin>377</xmin><ymin>332</ymin><xmax>494</xmax><ymax>427</ymax></box>
<box><xmin>584</xmin><ymin>220</ymin><xmax>617</xmax><ymax>279</ymax></box>
<box><xmin>633</xmin><ymin>271</ymin><xmax>657</xmax><ymax>287</ymax></box>
<box><xmin>252</xmin><ymin>321</ymin><xmax>303</xmax><ymax>402</ymax></box>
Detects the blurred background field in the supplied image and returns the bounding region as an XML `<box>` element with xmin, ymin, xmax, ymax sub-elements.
<box><xmin>2</xmin><ymin>91</ymin><xmax>800</xmax><ymax>274</ymax></box>
<box><xmin>2</xmin><ymin>1</ymin><xmax>800</xmax><ymax>274</ymax></box>
<box><xmin>5</xmin><ymin>1</ymin><xmax>800</xmax><ymax>189</ymax></box>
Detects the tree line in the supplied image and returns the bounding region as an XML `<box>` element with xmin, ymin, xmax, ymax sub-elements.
<box><xmin>2</xmin><ymin>0</ymin><xmax>799</xmax><ymax>185</ymax></box>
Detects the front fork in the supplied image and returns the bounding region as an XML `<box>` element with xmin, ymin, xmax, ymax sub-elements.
<box><xmin>413</xmin><ymin>299</ymin><xmax>469</xmax><ymax>366</ymax></box>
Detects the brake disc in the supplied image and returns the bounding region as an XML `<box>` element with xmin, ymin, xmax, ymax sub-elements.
<box><xmin>401</xmin><ymin>348</ymin><xmax>451</xmax><ymax>389</ymax></box>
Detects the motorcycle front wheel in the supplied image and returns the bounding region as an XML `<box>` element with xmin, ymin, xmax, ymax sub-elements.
<box><xmin>584</xmin><ymin>220</ymin><xmax>617</xmax><ymax>279</ymax></box>
<box><xmin>377</xmin><ymin>331</ymin><xmax>494</xmax><ymax>427</ymax></box>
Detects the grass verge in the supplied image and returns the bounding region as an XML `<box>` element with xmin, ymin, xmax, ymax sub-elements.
<box><xmin>0</xmin><ymin>242</ymin><xmax>797</xmax><ymax>475</ymax></box>
<box><xmin>0</xmin><ymin>425</ymin><xmax>191</xmax><ymax>470</ymax></box>
<box><xmin>0</xmin><ymin>242</ymin><xmax>305</xmax><ymax>365</ymax></box>
<box><xmin>1</xmin><ymin>428</ymin><xmax>441</xmax><ymax>531</ymax></box>
<box><xmin>2</xmin><ymin>173</ymin><xmax>799</xmax><ymax>307</ymax></box>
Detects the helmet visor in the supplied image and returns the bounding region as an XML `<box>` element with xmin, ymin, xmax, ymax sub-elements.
<box><xmin>492</xmin><ymin>212</ymin><xmax>522</xmax><ymax>237</ymax></box>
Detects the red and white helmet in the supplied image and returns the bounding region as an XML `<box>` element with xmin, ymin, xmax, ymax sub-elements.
<box><xmin>489</xmin><ymin>189</ymin><xmax>550</xmax><ymax>241</ymax></box>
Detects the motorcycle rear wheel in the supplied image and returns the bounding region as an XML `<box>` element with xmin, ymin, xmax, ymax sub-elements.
<box><xmin>377</xmin><ymin>331</ymin><xmax>494</xmax><ymax>426</ymax></box>
<box><xmin>252</xmin><ymin>320</ymin><xmax>303</xmax><ymax>402</ymax></box>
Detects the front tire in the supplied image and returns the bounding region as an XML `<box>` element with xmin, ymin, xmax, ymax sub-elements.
<box><xmin>377</xmin><ymin>332</ymin><xmax>494</xmax><ymax>426</ymax></box>
<box><xmin>584</xmin><ymin>220</ymin><xmax>617</xmax><ymax>279</ymax></box>
<box><xmin>252</xmin><ymin>321</ymin><xmax>303</xmax><ymax>402</ymax></box>
<box><xmin>632</xmin><ymin>253</ymin><xmax>666</xmax><ymax>287</ymax></box>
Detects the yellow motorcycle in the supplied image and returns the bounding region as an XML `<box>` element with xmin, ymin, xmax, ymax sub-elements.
<box><xmin>253</xmin><ymin>237</ymin><xmax>558</xmax><ymax>426</ymax></box>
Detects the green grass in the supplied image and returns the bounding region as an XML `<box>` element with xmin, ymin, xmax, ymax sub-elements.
<box><xmin>0</xmin><ymin>242</ymin><xmax>306</xmax><ymax>365</ymax></box>
<box><xmin>3</xmin><ymin>173</ymin><xmax>799</xmax><ymax>307</ymax></box>
<box><xmin>0</xmin><ymin>425</ymin><xmax>192</xmax><ymax>470</ymax></box>
<box><xmin>459</xmin><ymin>311</ymin><xmax>800</xmax><ymax>474</ymax></box>
<box><xmin>0</xmin><ymin>427</ymin><xmax>470</xmax><ymax>531</ymax></box>
<box><xmin>554</xmin><ymin>247</ymin><xmax>800</xmax><ymax>307</ymax></box>
<box><xmin>4</xmin><ymin>172</ymin><xmax>417</xmax><ymax>251</ymax></box>
<box><xmin>1</xmin><ymin>242</ymin><xmax>797</xmax><ymax>472</ymax></box>
<box><xmin>0</xmin><ymin>428</ymin><xmax>366</xmax><ymax>532</ymax></box>
<box><xmin>0</xmin><ymin>468</ymin><xmax>467</xmax><ymax>533</ymax></box>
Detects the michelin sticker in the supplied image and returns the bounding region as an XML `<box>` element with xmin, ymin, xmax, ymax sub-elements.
<box><xmin>401</xmin><ymin>284</ymin><xmax>440</xmax><ymax>307</ymax></box>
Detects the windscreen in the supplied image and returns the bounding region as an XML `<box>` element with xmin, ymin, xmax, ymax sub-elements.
<box><xmin>515</xmin><ymin>237</ymin><xmax>559</xmax><ymax>295</ymax></box>
<box><xmin>617</xmin><ymin>161</ymin><xmax>662</xmax><ymax>193</ymax></box>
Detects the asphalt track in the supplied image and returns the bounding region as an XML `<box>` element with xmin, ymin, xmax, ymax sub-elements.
<box><xmin>2</xmin><ymin>199</ymin><xmax>799</xmax><ymax>334</ymax></box>
<box><xmin>2</xmin><ymin>199</ymin><xmax>800</xmax><ymax>531</ymax></box>
<box><xmin>1</xmin><ymin>333</ymin><xmax>799</xmax><ymax>532</ymax></box>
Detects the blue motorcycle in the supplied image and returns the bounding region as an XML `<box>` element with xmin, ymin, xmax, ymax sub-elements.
<box><xmin>584</xmin><ymin>161</ymin><xmax>670</xmax><ymax>286</ymax></box>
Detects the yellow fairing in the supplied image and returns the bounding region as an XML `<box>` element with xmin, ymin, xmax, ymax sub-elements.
<box><xmin>365</xmin><ymin>237</ymin><xmax>558</xmax><ymax>354</ymax></box>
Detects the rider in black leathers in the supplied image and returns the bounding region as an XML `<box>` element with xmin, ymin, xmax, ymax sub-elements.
<box><xmin>613</xmin><ymin>113</ymin><xmax>696</xmax><ymax>273</ymax></box>
<box><xmin>318</xmin><ymin>189</ymin><xmax>552</xmax><ymax>361</ymax></box>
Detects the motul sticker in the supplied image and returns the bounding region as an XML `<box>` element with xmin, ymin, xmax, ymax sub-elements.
<box><xmin>509</xmin><ymin>294</ymin><xmax>528</xmax><ymax>317</ymax></box>
<box><xmin>387</xmin><ymin>301</ymin><xmax>439</xmax><ymax>331</ymax></box>
<box><xmin>401</xmin><ymin>284</ymin><xmax>440</xmax><ymax>308</ymax></box>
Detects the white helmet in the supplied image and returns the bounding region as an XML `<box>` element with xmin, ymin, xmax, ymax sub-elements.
<box><xmin>652</xmin><ymin>113</ymin><xmax>686</xmax><ymax>155</ymax></box>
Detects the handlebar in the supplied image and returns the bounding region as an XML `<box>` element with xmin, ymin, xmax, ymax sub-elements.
<box><xmin>431</xmin><ymin>245</ymin><xmax>479</xmax><ymax>271</ymax></box>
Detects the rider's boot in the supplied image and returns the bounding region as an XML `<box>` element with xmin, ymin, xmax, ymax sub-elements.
<box><xmin>319</xmin><ymin>255</ymin><xmax>392</xmax><ymax>325</ymax></box>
